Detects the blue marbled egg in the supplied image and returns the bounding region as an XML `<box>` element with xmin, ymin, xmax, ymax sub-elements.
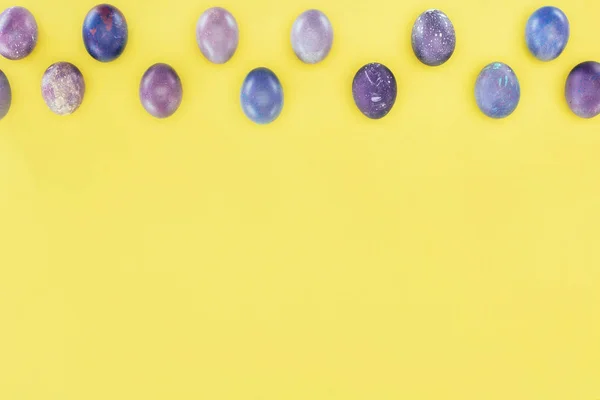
<box><xmin>526</xmin><ymin>6</ymin><xmax>569</xmax><ymax>61</ymax></box>
<box><xmin>475</xmin><ymin>62</ymin><xmax>520</xmax><ymax>119</ymax></box>
<box><xmin>240</xmin><ymin>68</ymin><xmax>283</xmax><ymax>124</ymax></box>
<box><xmin>83</xmin><ymin>4</ymin><xmax>128</xmax><ymax>62</ymax></box>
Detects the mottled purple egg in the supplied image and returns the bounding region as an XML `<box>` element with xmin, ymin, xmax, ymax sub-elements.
<box><xmin>291</xmin><ymin>9</ymin><xmax>333</xmax><ymax>64</ymax></box>
<box><xmin>475</xmin><ymin>62</ymin><xmax>520</xmax><ymax>118</ymax></box>
<box><xmin>140</xmin><ymin>63</ymin><xmax>183</xmax><ymax>118</ymax></box>
<box><xmin>0</xmin><ymin>70</ymin><xmax>11</xmax><ymax>120</ymax></box>
<box><xmin>565</xmin><ymin>61</ymin><xmax>600</xmax><ymax>118</ymax></box>
<box><xmin>0</xmin><ymin>6</ymin><xmax>38</xmax><ymax>60</ymax></box>
<box><xmin>411</xmin><ymin>9</ymin><xmax>456</xmax><ymax>66</ymax></box>
<box><xmin>196</xmin><ymin>7</ymin><xmax>239</xmax><ymax>64</ymax></box>
<box><xmin>41</xmin><ymin>62</ymin><xmax>85</xmax><ymax>116</ymax></box>
<box><xmin>352</xmin><ymin>63</ymin><xmax>397</xmax><ymax>119</ymax></box>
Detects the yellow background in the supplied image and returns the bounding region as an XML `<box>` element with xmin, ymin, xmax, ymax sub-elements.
<box><xmin>1</xmin><ymin>0</ymin><xmax>599</xmax><ymax>398</ymax></box>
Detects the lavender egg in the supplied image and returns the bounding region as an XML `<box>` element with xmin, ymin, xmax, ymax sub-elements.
<box><xmin>565</xmin><ymin>61</ymin><xmax>600</xmax><ymax>119</ymax></box>
<box><xmin>0</xmin><ymin>70</ymin><xmax>11</xmax><ymax>120</ymax></box>
<box><xmin>291</xmin><ymin>9</ymin><xmax>333</xmax><ymax>64</ymax></box>
<box><xmin>41</xmin><ymin>62</ymin><xmax>85</xmax><ymax>116</ymax></box>
<box><xmin>0</xmin><ymin>6</ymin><xmax>38</xmax><ymax>60</ymax></box>
<box><xmin>411</xmin><ymin>9</ymin><xmax>456</xmax><ymax>66</ymax></box>
<box><xmin>140</xmin><ymin>63</ymin><xmax>183</xmax><ymax>118</ymax></box>
<box><xmin>196</xmin><ymin>7</ymin><xmax>239</xmax><ymax>64</ymax></box>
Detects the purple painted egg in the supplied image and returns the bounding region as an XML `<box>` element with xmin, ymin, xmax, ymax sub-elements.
<box><xmin>0</xmin><ymin>6</ymin><xmax>38</xmax><ymax>60</ymax></box>
<box><xmin>352</xmin><ymin>63</ymin><xmax>397</xmax><ymax>119</ymax></box>
<box><xmin>196</xmin><ymin>7</ymin><xmax>239</xmax><ymax>64</ymax></box>
<box><xmin>565</xmin><ymin>61</ymin><xmax>600</xmax><ymax>118</ymax></box>
<box><xmin>139</xmin><ymin>63</ymin><xmax>183</xmax><ymax>118</ymax></box>
<box><xmin>41</xmin><ymin>62</ymin><xmax>86</xmax><ymax>116</ymax></box>
<box><xmin>411</xmin><ymin>9</ymin><xmax>456</xmax><ymax>66</ymax></box>
<box><xmin>291</xmin><ymin>9</ymin><xmax>333</xmax><ymax>64</ymax></box>
<box><xmin>0</xmin><ymin>69</ymin><xmax>11</xmax><ymax>120</ymax></box>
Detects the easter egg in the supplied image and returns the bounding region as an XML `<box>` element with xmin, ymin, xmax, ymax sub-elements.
<box><xmin>475</xmin><ymin>62</ymin><xmax>520</xmax><ymax>118</ymax></box>
<box><xmin>525</xmin><ymin>6</ymin><xmax>569</xmax><ymax>61</ymax></box>
<box><xmin>139</xmin><ymin>63</ymin><xmax>183</xmax><ymax>119</ymax></box>
<box><xmin>240</xmin><ymin>67</ymin><xmax>284</xmax><ymax>124</ymax></box>
<box><xmin>83</xmin><ymin>4</ymin><xmax>128</xmax><ymax>62</ymax></box>
<box><xmin>352</xmin><ymin>63</ymin><xmax>397</xmax><ymax>119</ymax></box>
<box><xmin>196</xmin><ymin>7</ymin><xmax>239</xmax><ymax>64</ymax></box>
<box><xmin>411</xmin><ymin>9</ymin><xmax>456</xmax><ymax>66</ymax></box>
<box><xmin>0</xmin><ymin>70</ymin><xmax>11</xmax><ymax>120</ymax></box>
<box><xmin>0</xmin><ymin>6</ymin><xmax>38</xmax><ymax>60</ymax></box>
<box><xmin>291</xmin><ymin>9</ymin><xmax>333</xmax><ymax>64</ymax></box>
<box><xmin>565</xmin><ymin>61</ymin><xmax>600</xmax><ymax>118</ymax></box>
<box><xmin>41</xmin><ymin>62</ymin><xmax>86</xmax><ymax>116</ymax></box>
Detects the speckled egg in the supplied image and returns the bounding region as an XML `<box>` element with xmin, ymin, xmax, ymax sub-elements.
<box><xmin>475</xmin><ymin>62</ymin><xmax>520</xmax><ymax>119</ymax></box>
<box><xmin>240</xmin><ymin>67</ymin><xmax>284</xmax><ymax>124</ymax></box>
<box><xmin>291</xmin><ymin>9</ymin><xmax>333</xmax><ymax>64</ymax></box>
<box><xmin>0</xmin><ymin>6</ymin><xmax>38</xmax><ymax>60</ymax></box>
<box><xmin>196</xmin><ymin>7</ymin><xmax>239</xmax><ymax>64</ymax></box>
<box><xmin>565</xmin><ymin>61</ymin><xmax>600</xmax><ymax>119</ymax></box>
<box><xmin>352</xmin><ymin>63</ymin><xmax>397</xmax><ymax>119</ymax></box>
<box><xmin>41</xmin><ymin>62</ymin><xmax>85</xmax><ymax>116</ymax></box>
<box><xmin>526</xmin><ymin>6</ymin><xmax>569</xmax><ymax>61</ymax></box>
<box><xmin>0</xmin><ymin>70</ymin><xmax>11</xmax><ymax>120</ymax></box>
<box><xmin>139</xmin><ymin>63</ymin><xmax>183</xmax><ymax>119</ymax></box>
<box><xmin>83</xmin><ymin>4</ymin><xmax>128</xmax><ymax>62</ymax></box>
<box><xmin>411</xmin><ymin>9</ymin><xmax>456</xmax><ymax>66</ymax></box>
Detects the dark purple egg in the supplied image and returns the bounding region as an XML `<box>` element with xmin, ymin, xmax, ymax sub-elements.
<box><xmin>0</xmin><ymin>69</ymin><xmax>11</xmax><ymax>120</ymax></box>
<box><xmin>0</xmin><ymin>6</ymin><xmax>38</xmax><ymax>60</ymax></box>
<box><xmin>411</xmin><ymin>9</ymin><xmax>456</xmax><ymax>66</ymax></box>
<box><xmin>565</xmin><ymin>61</ymin><xmax>600</xmax><ymax>118</ymax></box>
<box><xmin>83</xmin><ymin>4</ymin><xmax>128</xmax><ymax>62</ymax></box>
<box><xmin>352</xmin><ymin>62</ymin><xmax>397</xmax><ymax>119</ymax></box>
<box><xmin>139</xmin><ymin>63</ymin><xmax>183</xmax><ymax>118</ymax></box>
<box><xmin>41</xmin><ymin>62</ymin><xmax>86</xmax><ymax>116</ymax></box>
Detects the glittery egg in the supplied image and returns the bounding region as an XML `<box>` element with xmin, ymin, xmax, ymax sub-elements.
<box><xmin>565</xmin><ymin>61</ymin><xmax>600</xmax><ymax>119</ymax></box>
<box><xmin>352</xmin><ymin>63</ymin><xmax>397</xmax><ymax>119</ymax></box>
<box><xmin>196</xmin><ymin>7</ymin><xmax>239</xmax><ymax>64</ymax></box>
<box><xmin>291</xmin><ymin>9</ymin><xmax>333</xmax><ymax>64</ymax></box>
<box><xmin>411</xmin><ymin>9</ymin><xmax>456</xmax><ymax>66</ymax></box>
<box><xmin>0</xmin><ymin>6</ymin><xmax>38</xmax><ymax>60</ymax></box>
<box><xmin>83</xmin><ymin>4</ymin><xmax>128</xmax><ymax>62</ymax></box>
<box><xmin>139</xmin><ymin>63</ymin><xmax>183</xmax><ymax>119</ymax></box>
<box><xmin>526</xmin><ymin>6</ymin><xmax>569</xmax><ymax>62</ymax></box>
<box><xmin>41</xmin><ymin>62</ymin><xmax>86</xmax><ymax>116</ymax></box>
<box><xmin>240</xmin><ymin>67</ymin><xmax>284</xmax><ymax>124</ymax></box>
<box><xmin>0</xmin><ymin>70</ymin><xmax>11</xmax><ymax>120</ymax></box>
<box><xmin>474</xmin><ymin>62</ymin><xmax>520</xmax><ymax>119</ymax></box>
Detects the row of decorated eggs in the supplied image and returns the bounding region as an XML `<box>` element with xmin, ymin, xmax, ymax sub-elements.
<box><xmin>0</xmin><ymin>5</ymin><xmax>598</xmax><ymax>121</ymax></box>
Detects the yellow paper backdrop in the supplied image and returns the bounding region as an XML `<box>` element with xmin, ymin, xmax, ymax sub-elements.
<box><xmin>1</xmin><ymin>0</ymin><xmax>599</xmax><ymax>398</ymax></box>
